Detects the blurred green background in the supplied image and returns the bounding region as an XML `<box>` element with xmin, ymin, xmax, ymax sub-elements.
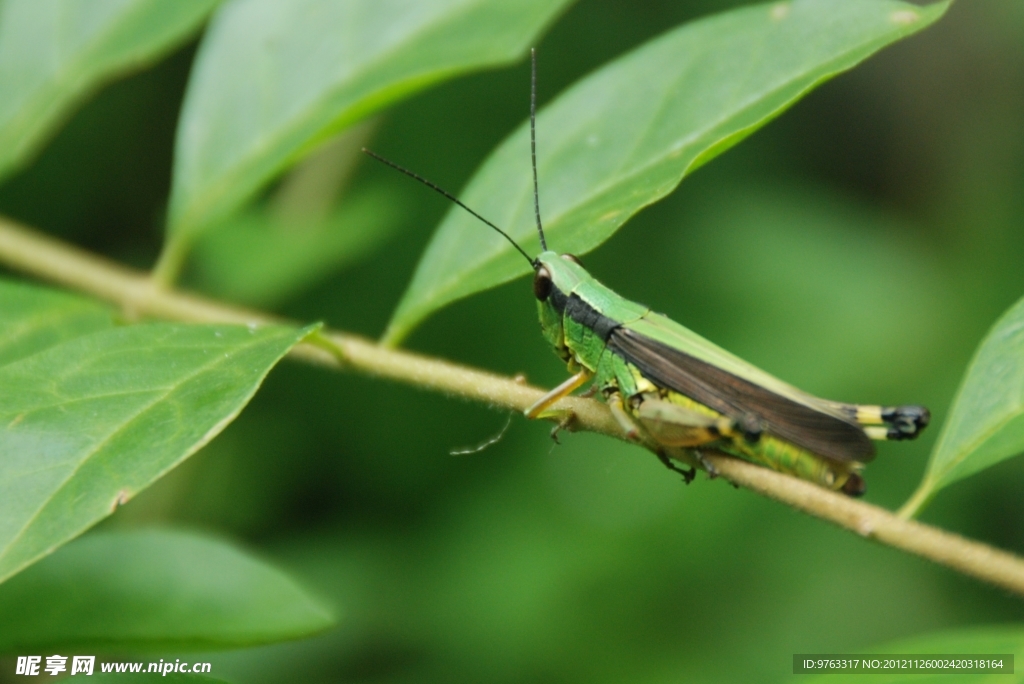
<box><xmin>1</xmin><ymin>0</ymin><xmax>1022</xmax><ymax>682</ymax></box>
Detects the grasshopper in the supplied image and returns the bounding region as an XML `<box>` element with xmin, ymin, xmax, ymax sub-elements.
<box><xmin>367</xmin><ymin>50</ymin><xmax>929</xmax><ymax>496</ymax></box>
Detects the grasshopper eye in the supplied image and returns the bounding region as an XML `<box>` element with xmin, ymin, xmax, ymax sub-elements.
<box><xmin>561</xmin><ymin>253</ymin><xmax>583</xmax><ymax>266</ymax></box>
<box><xmin>533</xmin><ymin>267</ymin><xmax>553</xmax><ymax>301</ymax></box>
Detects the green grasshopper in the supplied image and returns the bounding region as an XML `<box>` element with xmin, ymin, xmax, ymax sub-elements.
<box><xmin>366</xmin><ymin>51</ymin><xmax>929</xmax><ymax>496</ymax></box>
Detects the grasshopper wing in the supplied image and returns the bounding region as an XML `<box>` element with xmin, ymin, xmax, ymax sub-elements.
<box><xmin>607</xmin><ymin>325</ymin><xmax>875</xmax><ymax>463</ymax></box>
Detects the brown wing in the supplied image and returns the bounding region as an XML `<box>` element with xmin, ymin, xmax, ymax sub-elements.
<box><xmin>607</xmin><ymin>327</ymin><xmax>875</xmax><ymax>463</ymax></box>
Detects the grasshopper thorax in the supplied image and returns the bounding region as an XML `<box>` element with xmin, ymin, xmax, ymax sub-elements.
<box><xmin>533</xmin><ymin>252</ymin><xmax>592</xmax><ymax>364</ymax></box>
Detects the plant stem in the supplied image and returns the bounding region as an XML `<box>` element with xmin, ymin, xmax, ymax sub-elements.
<box><xmin>1</xmin><ymin>214</ymin><xmax>1023</xmax><ymax>596</ymax></box>
<box><xmin>706</xmin><ymin>454</ymin><xmax>1024</xmax><ymax>595</ymax></box>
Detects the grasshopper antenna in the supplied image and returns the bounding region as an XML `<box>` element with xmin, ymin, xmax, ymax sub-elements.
<box><xmin>530</xmin><ymin>47</ymin><xmax>548</xmax><ymax>251</ymax></box>
<box><xmin>362</xmin><ymin>148</ymin><xmax>536</xmax><ymax>267</ymax></box>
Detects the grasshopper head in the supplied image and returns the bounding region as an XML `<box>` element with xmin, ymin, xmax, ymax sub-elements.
<box><xmin>532</xmin><ymin>251</ymin><xmax>588</xmax><ymax>363</ymax></box>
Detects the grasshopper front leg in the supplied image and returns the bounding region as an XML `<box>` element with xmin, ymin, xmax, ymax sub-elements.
<box><xmin>525</xmin><ymin>368</ymin><xmax>594</xmax><ymax>419</ymax></box>
<box><xmin>525</xmin><ymin>368</ymin><xmax>594</xmax><ymax>440</ymax></box>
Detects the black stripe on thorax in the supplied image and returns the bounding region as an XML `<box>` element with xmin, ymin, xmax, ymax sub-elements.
<box><xmin>567</xmin><ymin>295</ymin><xmax>620</xmax><ymax>342</ymax></box>
<box><xmin>549</xmin><ymin>285</ymin><xmax>569</xmax><ymax>314</ymax></box>
<box><xmin>548</xmin><ymin>285</ymin><xmax>620</xmax><ymax>341</ymax></box>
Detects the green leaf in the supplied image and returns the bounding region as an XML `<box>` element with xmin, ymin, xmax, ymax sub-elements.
<box><xmin>192</xmin><ymin>184</ymin><xmax>405</xmax><ymax>307</ymax></box>
<box><xmin>799</xmin><ymin>624</ymin><xmax>1023</xmax><ymax>684</ymax></box>
<box><xmin>167</xmin><ymin>0</ymin><xmax>572</xmax><ymax>240</ymax></box>
<box><xmin>902</xmin><ymin>294</ymin><xmax>1024</xmax><ymax>516</ymax></box>
<box><xmin>384</xmin><ymin>0</ymin><xmax>950</xmax><ymax>344</ymax></box>
<box><xmin>0</xmin><ymin>529</ymin><xmax>334</xmax><ymax>651</ymax></box>
<box><xmin>0</xmin><ymin>0</ymin><xmax>220</xmax><ymax>182</ymax></box>
<box><xmin>0</xmin><ymin>293</ymin><xmax>314</xmax><ymax>583</ymax></box>
<box><xmin>0</xmin><ymin>280</ymin><xmax>116</xmax><ymax>365</ymax></box>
